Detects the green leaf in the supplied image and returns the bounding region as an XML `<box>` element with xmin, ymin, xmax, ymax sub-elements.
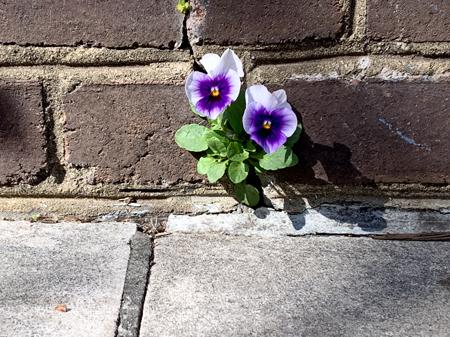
<box><xmin>227</xmin><ymin>161</ymin><xmax>249</xmax><ymax>184</ymax></box>
<box><xmin>205</xmin><ymin>130</ymin><xmax>229</xmax><ymax>155</ymax></box>
<box><xmin>254</xmin><ymin>164</ymin><xmax>265</xmax><ymax>175</ymax></box>
<box><xmin>175</xmin><ymin>124</ymin><xmax>209</xmax><ymax>152</ymax></box>
<box><xmin>244</xmin><ymin>140</ymin><xmax>257</xmax><ymax>153</ymax></box>
<box><xmin>206</xmin><ymin>160</ymin><xmax>227</xmax><ymax>183</ymax></box>
<box><xmin>205</xmin><ymin>130</ymin><xmax>228</xmax><ymax>142</ymax></box>
<box><xmin>259</xmin><ymin>146</ymin><xmax>299</xmax><ymax>170</ymax></box>
<box><xmin>285</xmin><ymin>125</ymin><xmax>303</xmax><ymax>148</ymax></box>
<box><xmin>234</xmin><ymin>183</ymin><xmax>260</xmax><ymax>207</ymax></box>
<box><xmin>208</xmin><ymin>115</ymin><xmax>224</xmax><ymax>130</ymax></box>
<box><xmin>207</xmin><ymin>137</ymin><xmax>228</xmax><ymax>155</ymax></box>
<box><xmin>223</xmin><ymin>90</ymin><xmax>245</xmax><ymax>134</ymax></box>
<box><xmin>176</xmin><ymin>0</ymin><xmax>191</xmax><ymax>14</ymax></box>
<box><xmin>197</xmin><ymin>156</ymin><xmax>216</xmax><ymax>175</ymax></box>
<box><xmin>227</xmin><ymin>142</ymin><xmax>249</xmax><ymax>162</ymax></box>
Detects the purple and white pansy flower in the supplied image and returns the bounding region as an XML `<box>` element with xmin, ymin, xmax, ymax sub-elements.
<box><xmin>243</xmin><ymin>85</ymin><xmax>298</xmax><ymax>154</ymax></box>
<box><xmin>177</xmin><ymin>47</ymin><xmax>301</xmax><ymax>207</ymax></box>
<box><xmin>185</xmin><ymin>49</ymin><xmax>244</xmax><ymax>120</ymax></box>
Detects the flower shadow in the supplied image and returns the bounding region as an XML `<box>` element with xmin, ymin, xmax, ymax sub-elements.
<box><xmin>263</xmin><ymin>107</ymin><xmax>389</xmax><ymax>232</ymax></box>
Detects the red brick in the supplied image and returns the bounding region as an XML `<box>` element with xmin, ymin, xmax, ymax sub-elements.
<box><xmin>274</xmin><ymin>80</ymin><xmax>450</xmax><ymax>185</ymax></box>
<box><xmin>368</xmin><ymin>0</ymin><xmax>450</xmax><ymax>42</ymax></box>
<box><xmin>0</xmin><ymin>0</ymin><xmax>182</xmax><ymax>48</ymax></box>
<box><xmin>188</xmin><ymin>0</ymin><xmax>345</xmax><ymax>45</ymax></box>
<box><xmin>0</xmin><ymin>81</ymin><xmax>47</xmax><ymax>185</ymax></box>
<box><xmin>63</xmin><ymin>84</ymin><xmax>201</xmax><ymax>185</ymax></box>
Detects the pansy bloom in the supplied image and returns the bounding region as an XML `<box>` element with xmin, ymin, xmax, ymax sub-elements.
<box><xmin>185</xmin><ymin>49</ymin><xmax>244</xmax><ymax>120</ymax></box>
<box><xmin>243</xmin><ymin>85</ymin><xmax>298</xmax><ymax>154</ymax></box>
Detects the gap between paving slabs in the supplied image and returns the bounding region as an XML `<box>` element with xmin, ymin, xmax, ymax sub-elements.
<box><xmin>116</xmin><ymin>230</ymin><xmax>154</xmax><ymax>337</ymax></box>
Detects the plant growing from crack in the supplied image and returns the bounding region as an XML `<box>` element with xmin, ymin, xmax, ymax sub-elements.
<box><xmin>176</xmin><ymin>0</ymin><xmax>191</xmax><ymax>14</ymax></box>
<box><xmin>175</xmin><ymin>49</ymin><xmax>301</xmax><ymax>207</ymax></box>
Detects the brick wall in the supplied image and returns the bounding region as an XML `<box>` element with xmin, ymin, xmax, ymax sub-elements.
<box><xmin>0</xmin><ymin>0</ymin><xmax>449</xmax><ymax>201</ymax></box>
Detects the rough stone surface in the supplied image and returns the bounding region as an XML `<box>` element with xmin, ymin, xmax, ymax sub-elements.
<box><xmin>167</xmin><ymin>205</ymin><xmax>450</xmax><ymax>237</ymax></box>
<box><xmin>63</xmin><ymin>84</ymin><xmax>201</xmax><ymax>185</ymax></box>
<box><xmin>141</xmin><ymin>234</ymin><xmax>450</xmax><ymax>337</ymax></box>
<box><xmin>0</xmin><ymin>0</ymin><xmax>182</xmax><ymax>48</ymax></box>
<box><xmin>0</xmin><ymin>81</ymin><xmax>46</xmax><ymax>185</ymax></box>
<box><xmin>0</xmin><ymin>221</ymin><xmax>136</xmax><ymax>337</ymax></box>
<box><xmin>271</xmin><ymin>79</ymin><xmax>450</xmax><ymax>184</ymax></box>
<box><xmin>188</xmin><ymin>0</ymin><xmax>345</xmax><ymax>45</ymax></box>
<box><xmin>368</xmin><ymin>0</ymin><xmax>450</xmax><ymax>42</ymax></box>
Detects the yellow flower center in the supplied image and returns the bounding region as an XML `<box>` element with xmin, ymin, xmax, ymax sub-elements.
<box><xmin>211</xmin><ymin>88</ymin><xmax>220</xmax><ymax>97</ymax></box>
<box><xmin>263</xmin><ymin>120</ymin><xmax>272</xmax><ymax>130</ymax></box>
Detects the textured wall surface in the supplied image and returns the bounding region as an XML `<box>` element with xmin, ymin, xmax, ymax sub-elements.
<box><xmin>0</xmin><ymin>0</ymin><xmax>449</xmax><ymax>201</ymax></box>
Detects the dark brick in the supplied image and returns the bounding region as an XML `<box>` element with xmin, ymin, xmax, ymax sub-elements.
<box><xmin>0</xmin><ymin>0</ymin><xmax>182</xmax><ymax>48</ymax></box>
<box><xmin>0</xmin><ymin>81</ymin><xmax>46</xmax><ymax>185</ymax></box>
<box><xmin>63</xmin><ymin>84</ymin><xmax>201</xmax><ymax>185</ymax></box>
<box><xmin>275</xmin><ymin>80</ymin><xmax>450</xmax><ymax>185</ymax></box>
<box><xmin>368</xmin><ymin>0</ymin><xmax>450</xmax><ymax>42</ymax></box>
<box><xmin>188</xmin><ymin>0</ymin><xmax>345</xmax><ymax>45</ymax></box>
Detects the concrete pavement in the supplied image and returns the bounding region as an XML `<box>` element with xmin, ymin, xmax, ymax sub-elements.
<box><xmin>0</xmin><ymin>221</ymin><xmax>138</xmax><ymax>337</ymax></box>
<box><xmin>141</xmin><ymin>234</ymin><xmax>450</xmax><ymax>337</ymax></box>
<box><xmin>1</xmin><ymin>220</ymin><xmax>449</xmax><ymax>337</ymax></box>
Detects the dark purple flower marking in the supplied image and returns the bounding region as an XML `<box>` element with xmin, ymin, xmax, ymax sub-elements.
<box><xmin>185</xmin><ymin>49</ymin><xmax>243</xmax><ymax>120</ymax></box>
<box><xmin>243</xmin><ymin>85</ymin><xmax>297</xmax><ymax>154</ymax></box>
<box><xmin>186</xmin><ymin>71</ymin><xmax>240</xmax><ymax>119</ymax></box>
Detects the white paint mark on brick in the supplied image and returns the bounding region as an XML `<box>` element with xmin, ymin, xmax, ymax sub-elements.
<box><xmin>378</xmin><ymin>117</ymin><xmax>432</xmax><ymax>151</ymax></box>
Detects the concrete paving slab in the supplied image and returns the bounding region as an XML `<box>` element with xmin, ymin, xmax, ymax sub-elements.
<box><xmin>141</xmin><ymin>234</ymin><xmax>450</xmax><ymax>337</ymax></box>
<box><xmin>0</xmin><ymin>221</ymin><xmax>136</xmax><ymax>337</ymax></box>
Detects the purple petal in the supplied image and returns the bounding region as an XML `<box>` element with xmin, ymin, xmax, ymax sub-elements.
<box><xmin>271</xmin><ymin>107</ymin><xmax>298</xmax><ymax>138</ymax></box>
<box><xmin>245</xmin><ymin>85</ymin><xmax>277</xmax><ymax>109</ymax></box>
<box><xmin>193</xmin><ymin>71</ymin><xmax>240</xmax><ymax>120</ymax></box>
<box><xmin>185</xmin><ymin>71</ymin><xmax>210</xmax><ymax>111</ymax></box>
<box><xmin>196</xmin><ymin>98</ymin><xmax>225</xmax><ymax>119</ymax></box>
<box><xmin>251</xmin><ymin>130</ymin><xmax>287</xmax><ymax>154</ymax></box>
<box><xmin>243</xmin><ymin>102</ymin><xmax>268</xmax><ymax>134</ymax></box>
<box><xmin>243</xmin><ymin>99</ymin><xmax>297</xmax><ymax>153</ymax></box>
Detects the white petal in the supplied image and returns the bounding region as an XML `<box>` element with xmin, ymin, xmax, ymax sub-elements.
<box><xmin>226</xmin><ymin>49</ymin><xmax>245</xmax><ymax>77</ymax></box>
<box><xmin>245</xmin><ymin>84</ymin><xmax>277</xmax><ymax>109</ymax></box>
<box><xmin>226</xmin><ymin>69</ymin><xmax>241</xmax><ymax>101</ymax></box>
<box><xmin>278</xmin><ymin>108</ymin><xmax>298</xmax><ymax>137</ymax></box>
<box><xmin>273</xmin><ymin>89</ymin><xmax>287</xmax><ymax>104</ymax></box>
<box><xmin>200</xmin><ymin>53</ymin><xmax>221</xmax><ymax>75</ymax></box>
<box><xmin>272</xmin><ymin>89</ymin><xmax>292</xmax><ymax>110</ymax></box>
<box><xmin>214</xmin><ymin>49</ymin><xmax>244</xmax><ymax>77</ymax></box>
<box><xmin>276</xmin><ymin>101</ymin><xmax>292</xmax><ymax>110</ymax></box>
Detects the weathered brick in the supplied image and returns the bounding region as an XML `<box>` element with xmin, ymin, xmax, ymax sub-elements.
<box><xmin>0</xmin><ymin>0</ymin><xmax>182</xmax><ymax>48</ymax></box>
<box><xmin>368</xmin><ymin>0</ymin><xmax>450</xmax><ymax>42</ymax></box>
<box><xmin>0</xmin><ymin>81</ymin><xmax>46</xmax><ymax>185</ymax></box>
<box><xmin>273</xmin><ymin>80</ymin><xmax>450</xmax><ymax>185</ymax></box>
<box><xmin>188</xmin><ymin>0</ymin><xmax>345</xmax><ymax>45</ymax></box>
<box><xmin>63</xmin><ymin>84</ymin><xmax>201</xmax><ymax>185</ymax></box>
